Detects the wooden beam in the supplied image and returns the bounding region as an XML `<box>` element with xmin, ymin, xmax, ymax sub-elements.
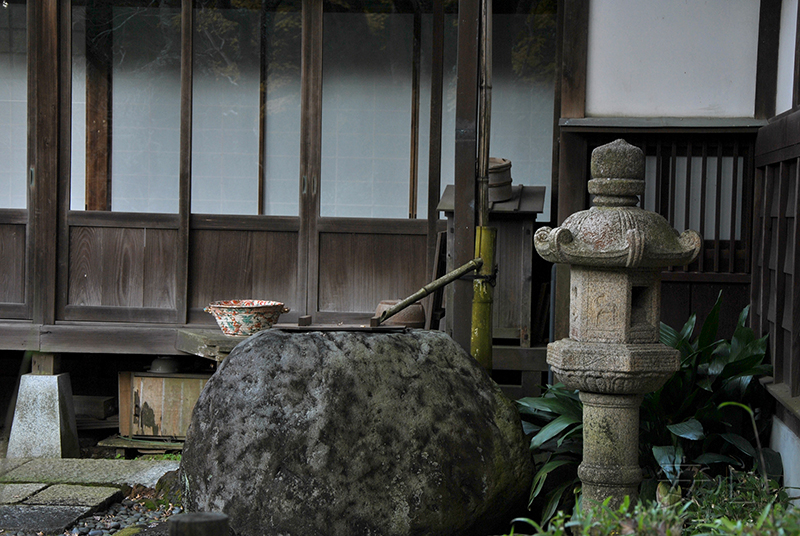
<box><xmin>426</xmin><ymin>0</ymin><xmax>445</xmax><ymax>279</ymax></box>
<box><xmin>792</xmin><ymin>159</ymin><xmax>800</xmax><ymax>397</ymax></box>
<box><xmin>56</xmin><ymin>0</ymin><xmax>73</xmax><ymax>321</ymax></box>
<box><xmin>560</xmin><ymin>0</ymin><xmax>588</xmax><ymax>118</ymax></box>
<box><xmin>557</xmin><ymin>131</ymin><xmax>587</xmax><ymax>224</ymax></box>
<box><xmin>452</xmin><ymin>0</ymin><xmax>480</xmax><ymax>352</ymax></box>
<box><xmin>30</xmin><ymin>0</ymin><xmax>60</xmax><ymax>325</ymax></box>
<box><xmin>755</xmin><ymin>0</ymin><xmax>780</xmax><ymax>119</ymax></box>
<box><xmin>258</xmin><ymin>2</ymin><xmax>268</xmax><ymax>216</ymax></box>
<box><xmin>795</xmin><ymin>0</ymin><xmax>800</xmax><ymax>108</ymax></box>
<box><xmin>177</xmin><ymin>0</ymin><xmax>193</xmax><ymax>324</ymax></box>
<box><xmin>553</xmin><ymin>131</ymin><xmax>587</xmax><ymax>341</ymax></box>
<box><xmin>32</xmin><ymin>353</ymin><xmax>60</xmax><ymax>375</ymax></box>
<box><xmin>773</xmin><ymin>161</ymin><xmax>790</xmax><ymax>385</ymax></box>
<box><xmin>85</xmin><ymin>0</ymin><xmax>112</xmax><ymax>211</ymax></box>
<box><xmin>299</xmin><ymin>0</ymin><xmax>323</xmax><ymax>316</ymax></box>
<box><xmin>408</xmin><ymin>10</ymin><xmax>421</xmax><ymax>219</ymax></box>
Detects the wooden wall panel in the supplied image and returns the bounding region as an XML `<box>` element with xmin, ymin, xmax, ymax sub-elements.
<box><xmin>491</xmin><ymin>220</ymin><xmax>533</xmax><ymax>342</ymax></box>
<box><xmin>101</xmin><ymin>227</ymin><xmax>144</xmax><ymax>307</ymax></box>
<box><xmin>68</xmin><ymin>227</ymin><xmax>104</xmax><ymax>306</ymax></box>
<box><xmin>143</xmin><ymin>229</ymin><xmax>178</xmax><ymax>308</ymax></box>
<box><xmin>68</xmin><ymin>227</ymin><xmax>178</xmax><ymax>309</ymax></box>
<box><xmin>754</xmin><ymin>110</ymin><xmax>800</xmax><ymax>397</ymax></box>
<box><xmin>0</xmin><ymin>224</ymin><xmax>26</xmax><ymax>303</ymax></box>
<box><xmin>317</xmin><ymin>233</ymin><xmax>427</xmax><ymax>313</ymax></box>
<box><xmin>189</xmin><ymin>230</ymin><xmax>299</xmax><ymax>312</ymax></box>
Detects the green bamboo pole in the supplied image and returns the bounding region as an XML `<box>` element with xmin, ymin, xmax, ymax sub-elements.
<box><xmin>471</xmin><ymin>226</ymin><xmax>496</xmax><ymax>370</ymax></box>
<box><xmin>470</xmin><ymin>0</ymin><xmax>494</xmax><ymax>370</ymax></box>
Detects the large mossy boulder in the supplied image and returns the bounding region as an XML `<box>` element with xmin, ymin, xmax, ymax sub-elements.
<box><xmin>181</xmin><ymin>329</ymin><xmax>532</xmax><ymax>536</ymax></box>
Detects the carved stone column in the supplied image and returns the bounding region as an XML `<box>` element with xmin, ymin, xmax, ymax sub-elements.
<box><xmin>535</xmin><ymin>139</ymin><xmax>701</xmax><ymax>507</ymax></box>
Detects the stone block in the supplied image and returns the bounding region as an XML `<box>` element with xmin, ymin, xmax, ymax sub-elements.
<box><xmin>0</xmin><ymin>459</ymin><xmax>179</xmax><ymax>489</ymax></box>
<box><xmin>569</xmin><ymin>267</ymin><xmax>660</xmax><ymax>344</ymax></box>
<box><xmin>0</xmin><ymin>504</ymin><xmax>88</xmax><ymax>535</ymax></box>
<box><xmin>6</xmin><ymin>373</ymin><xmax>80</xmax><ymax>458</ymax></box>
<box><xmin>547</xmin><ymin>338</ymin><xmax>679</xmax><ymax>394</ymax></box>
<box><xmin>23</xmin><ymin>484</ymin><xmax>122</xmax><ymax>507</ymax></box>
<box><xmin>0</xmin><ymin>483</ymin><xmax>47</xmax><ymax>505</ymax></box>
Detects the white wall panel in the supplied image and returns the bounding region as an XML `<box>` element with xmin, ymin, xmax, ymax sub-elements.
<box><xmin>776</xmin><ymin>0</ymin><xmax>798</xmax><ymax>115</ymax></box>
<box><xmin>586</xmin><ymin>0</ymin><xmax>759</xmax><ymax>118</ymax></box>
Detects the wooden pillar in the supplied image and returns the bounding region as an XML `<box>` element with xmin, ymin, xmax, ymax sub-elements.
<box><xmin>452</xmin><ymin>0</ymin><xmax>480</xmax><ymax>352</ymax></box>
<box><xmin>425</xmin><ymin>0</ymin><xmax>445</xmax><ymax>285</ymax></box>
<box><xmin>754</xmin><ymin>0</ymin><xmax>780</xmax><ymax>119</ymax></box>
<box><xmin>176</xmin><ymin>0</ymin><xmax>194</xmax><ymax>324</ymax></box>
<box><xmin>551</xmin><ymin>0</ymin><xmax>589</xmax><ymax>341</ymax></box>
<box><xmin>29</xmin><ymin>0</ymin><xmax>61</xmax><ymax>326</ymax></box>
<box><xmin>32</xmin><ymin>353</ymin><xmax>61</xmax><ymax>375</ymax></box>
<box><xmin>85</xmin><ymin>0</ymin><xmax>112</xmax><ymax>211</ymax></box>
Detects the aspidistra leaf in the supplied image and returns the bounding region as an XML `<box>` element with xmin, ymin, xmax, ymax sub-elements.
<box><xmin>667</xmin><ymin>418</ymin><xmax>705</xmax><ymax>440</ymax></box>
<box><xmin>531</xmin><ymin>415</ymin><xmax>580</xmax><ymax>450</ymax></box>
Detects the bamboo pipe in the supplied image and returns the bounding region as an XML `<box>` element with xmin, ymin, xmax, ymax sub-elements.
<box><xmin>471</xmin><ymin>0</ymin><xmax>494</xmax><ymax>370</ymax></box>
<box><xmin>375</xmin><ymin>258</ymin><xmax>484</xmax><ymax>325</ymax></box>
<box><xmin>471</xmin><ymin>226</ymin><xmax>496</xmax><ymax>370</ymax></box>
<box><xmin>476</xmin><ymin>0</ymin><xmax>492</xmax><ymax>228</ymax></box>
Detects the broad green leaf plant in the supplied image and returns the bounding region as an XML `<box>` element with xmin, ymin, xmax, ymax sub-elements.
<box><xmin>515</xmin><ymin>292</ymin><xmax>778</xmax><ymax>523</ymax></box>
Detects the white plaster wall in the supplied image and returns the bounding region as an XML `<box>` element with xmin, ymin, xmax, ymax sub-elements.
<box><xmin>776</xmin><ymin>0</ymin><xmax>798</xmax><ymax>115</ymax></box>
<box><xmin>586</xmin><ymin>0</ymin><xmax>760</xmax><ymax>118</ymax></box>
<box><xmin>771</xmin><ymin>415</ymin><xmax>800</xmax><ymax>503</ymax></box>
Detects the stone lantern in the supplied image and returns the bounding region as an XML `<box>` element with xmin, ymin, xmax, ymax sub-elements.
<box><xmin>534</xmin><ymin>139</ymin><xmax>701</xmax><ymax>507</ymax></box>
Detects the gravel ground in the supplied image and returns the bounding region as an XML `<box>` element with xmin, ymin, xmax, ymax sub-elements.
<box><xmin>62</xmin><ymin>498</ymin><xmax>180</xmax><ymax>536</ymax></box>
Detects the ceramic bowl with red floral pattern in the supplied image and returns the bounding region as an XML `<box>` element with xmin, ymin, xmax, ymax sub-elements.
<box><xmin>205</xmin><ymin>300</ymin><xmax>289</xmax><ymax>336</ymax></box>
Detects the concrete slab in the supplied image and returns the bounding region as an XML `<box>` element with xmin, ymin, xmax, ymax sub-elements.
<box><xmin>0</xmin><ymin>483</ymin><xmax>48</xmax><ymax>504</ymax></box>
<box><xmin>0</xmin><ymin>504</ymin><xmax>88</xmax><ymax>535</ymax></box>
<box><xmin>0</xmin><ymin>459</ymin><xmax>180</xmax><ymax>488</ymax></box>
<box><xmin>0</xmin><ymin>457</ymin><xmax>32</xmax><ymax>477</ymax></box>
<box><xmin>7</xmin><ymin>373</ymin><xmax>80</xmax><ymax>458</ymax></box>
<box><xmin>23</xmin><ymin>483</ymin><xmax>123</xmax><ymax>507</ymax></box>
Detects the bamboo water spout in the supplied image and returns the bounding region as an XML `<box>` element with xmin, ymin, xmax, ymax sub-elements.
<box><xmin>374</xmin><ymin>258</ymin><xmax>483</xmax><ymax>326</ymax></box>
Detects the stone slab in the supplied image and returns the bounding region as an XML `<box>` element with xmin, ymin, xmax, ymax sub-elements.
<box><xmin>24</xmin><ymin>484</ymin><xmax>123</xmax><ymax>507</ymax></box>
<box><xmin>0</xmin><ymin>458</ymin><xmax>32</xmax><ymax>477</ymax></box>
<box><xmin>0</xmin><ymin>483</ymin><xmax>47</xmax><ymax>504</ymax></box>
<box><xmin>0</xmin><ymin>459</ymin><xmax>179</xmax><ymax>488</ymax></box>
<box><xmin>0</xmin><ymin>504</ymin><xmax>88</xmax><ymax>535</ymax></box>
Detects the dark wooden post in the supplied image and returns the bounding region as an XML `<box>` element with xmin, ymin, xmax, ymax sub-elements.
<box><xmin>452</xmin><ymin>0</ymin><xmax>480</xmax><ymax>352</ymax></box>
<box><xmin>85</xmin><ymin>0</ymin><xmax>113</xmax><ymax>211</ymax></box>
<box><xmin>168</xmin><ymin>513</ymin><xmax>229</xmax><ymax>536</ymax></box>
<box><xmin>29</xmin><ymin>0</ymin><xmax>60</xmax><ymax>326</ymax></box>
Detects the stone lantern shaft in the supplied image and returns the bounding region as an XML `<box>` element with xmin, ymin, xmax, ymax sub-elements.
<box><xmin>534</xmin><ymin>139</ymin><xmax>701</xmax><ymax>507</ymax></box>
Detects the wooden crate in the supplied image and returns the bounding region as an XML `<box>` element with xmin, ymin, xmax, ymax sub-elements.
<box><xmin>119</xmin><ymin>371</ymin><xmax>211</xmax><ymax>439</ymax></box>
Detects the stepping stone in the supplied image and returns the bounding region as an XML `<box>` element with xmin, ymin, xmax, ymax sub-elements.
<box><xmin>0</xmin><ymin>458</ymin><xmax>32</xmax><ymax>478</ymax></box>
<box><xmin>23</xmin><ymin>484</ymin><xmax>123</xmax><ymax>507</ymax></box>
<box><xmin>0</xmin><ymin>483</ymin><xmax>47</xmax><ymax>504</ymax></box>
<box><xmin>0</xmin><ymin>458</ymin><xmax>179</xmax><ymax>488</ymax></box>
<box><xmin>0</xmin><ymin>504</ymin><xmax>88</xmax><ymax>536</ymax></box>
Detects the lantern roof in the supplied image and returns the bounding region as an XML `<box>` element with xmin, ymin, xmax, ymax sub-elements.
<box><xmin>535</xmin><ymin>139</ymin><xmax>701</xmax><ymax>269</ymax></box>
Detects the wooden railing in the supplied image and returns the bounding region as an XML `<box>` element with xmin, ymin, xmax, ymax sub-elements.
<box><xmin>641</xmin><ymin>136</ymin><xmax>754</xmax><ymax>276</ymax></box>
<box><xmin>583</xmin><ymin>132</ymin><xmax>756</xmax><ymax>280</ymax></box>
